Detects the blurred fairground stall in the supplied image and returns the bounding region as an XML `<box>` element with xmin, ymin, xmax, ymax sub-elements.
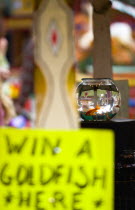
<box><xmin>0</xmin><ymin>0</ymin><xmax>135</xmax><ymax>127</ymax></box>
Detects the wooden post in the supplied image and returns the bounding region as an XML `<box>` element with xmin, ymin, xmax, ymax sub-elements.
<box><xmin>90</xmin><ymin>0</ymin><xmax>112</xmax><ymax>78</ymax></box>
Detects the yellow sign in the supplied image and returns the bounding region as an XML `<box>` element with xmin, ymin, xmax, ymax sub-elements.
<box><xmin>0</xmin><ymin>128</ymin><xmax>114</xmax><ymax>210</ymax></box>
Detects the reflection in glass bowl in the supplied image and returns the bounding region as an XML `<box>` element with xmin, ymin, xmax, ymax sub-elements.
<box><xmin>76</xmin><ymin>78</ymin><xmax>121</xmax><ymax>121</ymax></box>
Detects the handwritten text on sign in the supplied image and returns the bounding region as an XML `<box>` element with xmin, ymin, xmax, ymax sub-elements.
<box><xmin>0</xmin><ymin>128</ymin><xmax>114</xmax><ymax>210</ymax></box>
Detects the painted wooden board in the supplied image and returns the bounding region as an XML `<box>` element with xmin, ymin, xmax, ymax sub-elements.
<box><xmin>34</xmin><ymin>0</ymin><xmax>78</xmax><ymax>129</ymax></box>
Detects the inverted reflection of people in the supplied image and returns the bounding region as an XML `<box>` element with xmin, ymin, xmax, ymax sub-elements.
<box><xmin>74</xmin><ymin>3</ymin><xmax>94</xmax><ymax>73</ymax></box>
<box><xmin>0</xmin><ymin>15</ymin><xmax>16</xmax><ymax>125</ymax></box>
<box><xmin>111</xmin><ymin>22</ymin><xmax>135</xmax><ymax>65</ymax></box>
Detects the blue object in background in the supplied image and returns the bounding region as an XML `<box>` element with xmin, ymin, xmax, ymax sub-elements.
<box><xmin>129</xmin><ymin>98</ymin><xmax>135</xmax><ymax>107</ymax></box>
<box><xmin>9</xmin><ymin>115</ymin><xmax>27</xmax><ymax>128</ymax></box>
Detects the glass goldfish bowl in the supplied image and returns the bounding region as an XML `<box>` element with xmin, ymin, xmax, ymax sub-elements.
<box><xmin>76</xmin><ymin>78</ymin><xmax>121</xmax><ymax>121</ymax></box>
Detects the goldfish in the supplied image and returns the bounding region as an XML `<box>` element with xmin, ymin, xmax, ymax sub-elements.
<box><xmin>86</xmin><ymin>105</ymin><xmax>100</xmax><ymax>116</ymax></box>
<box><xmin>115</xmin><ymin>105</ymin><xmax>120</xmax><ymax>108</ymax></box>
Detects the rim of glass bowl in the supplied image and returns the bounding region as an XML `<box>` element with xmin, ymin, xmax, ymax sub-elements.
<box><xmin>81</xmin><ymin>78</ymin><xmax>112</xmax><ymax>81</ymax></box>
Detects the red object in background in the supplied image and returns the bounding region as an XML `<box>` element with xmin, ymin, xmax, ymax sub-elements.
<box><xmin>24</xmin><ymin>98</ymin><xmax>32</xmax><ymax>112</ymax></box>
<box><xmin>129</xmin><ymin>86</ymin><xmax>135</xmax><ymax>118</ymax></box>
<box><xmin>129</xmin><ymin>107</ymin><xmax>135</xmax><ymax>119</ymax></box>
<box><xmin>129</xmin><ymin>87</ymin><xmax>135</xmax><ymax>97</ymax></box>
<box><xmin>74</xmin><ymin>0</ymin><xmax>88</xmax><ymax>14</ymax></box>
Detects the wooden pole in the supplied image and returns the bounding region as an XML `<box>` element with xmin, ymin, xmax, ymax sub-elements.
<box><xmin>90</xmin><ymin>0</ymin><xmax>112</xmax><ymax>78</ymax></box>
